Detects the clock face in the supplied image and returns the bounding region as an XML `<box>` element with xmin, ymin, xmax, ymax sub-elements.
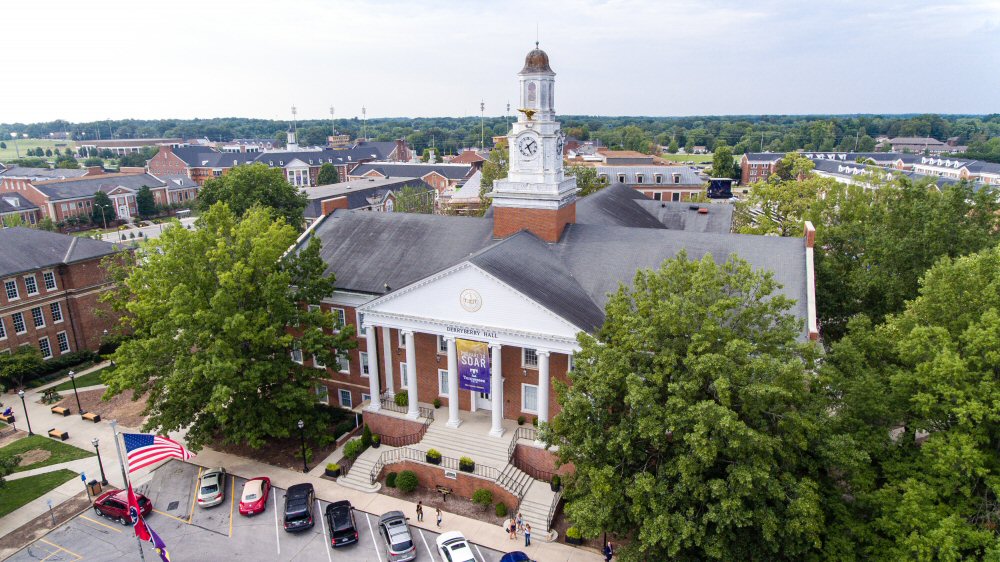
<box><xmin>517</xmin><ymin>135</ymin><xmax>539</xmax><ymax>159</ymax></box>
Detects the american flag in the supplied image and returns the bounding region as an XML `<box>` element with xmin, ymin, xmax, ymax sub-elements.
<box><xmin>122</xmin><ymin>434</ymin><xmax>193</xmax><ymax>472</ymax></box>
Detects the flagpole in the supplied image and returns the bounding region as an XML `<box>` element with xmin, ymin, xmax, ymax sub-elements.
<box><xmin>110</xmin><ymin>420</ymin><xmax>147</xmax><ymax>562</ymax></box>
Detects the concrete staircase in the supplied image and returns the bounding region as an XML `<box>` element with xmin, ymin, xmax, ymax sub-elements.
<box><xmin>337</xmin><ymin>446</ymin><xmax>382</xmax><ymax>492</ymax></box>
<box><xmin>518</xmin><ymin>480</ymin><xmax>558</xmax><ymax>540</ymax></box>
<box><xmin>413</xmin><ymin>422</ymin><xmax>511</xmax><ymax>469</ymax></box>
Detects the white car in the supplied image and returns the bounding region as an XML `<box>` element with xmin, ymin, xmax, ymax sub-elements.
<box><xmin>436</xmin><ymin>531</ymin><xmax>476</xmax><ymax>562</ymax></box>
<box><xmin>196</xmin><ymin>467</ymin><xmax>227</xmax><ymax>508</ymax></box>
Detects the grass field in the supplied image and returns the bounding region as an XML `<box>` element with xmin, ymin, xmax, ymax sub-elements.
<box><xmin>0</xmin><ymin>139</ymin><xmax>77</xmax><ymax>162</ymax></box>
<box><xmin>50</xmin><ymin>366</ymin><xmax>113</xmax><ymax>392</ymax></box>
<box><xmin>659</xmin><ymin>153</ymin><xmax>715</xmax><ymax>163</ymax></box>
<box><xmin>0</xmin><ymin>469</ymin><xmax>78</xmax><ymax>518</ymax></box>
<box><xmin>1</xmin><ymin>435</ymin><xmax>93</xmax><ymax>473</ymax></box>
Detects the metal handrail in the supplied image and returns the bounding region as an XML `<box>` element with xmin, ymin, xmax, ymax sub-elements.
<box><xmin>369</xmin><ymin>446</ymin><xmax>501</xmax><ymax>485</ymax></box>
<box><xmin>546</xmin><ymin>488</ymin><xmax>563</xmax><ymax>530</ymax></box>
<box><xmin>507</xmin><ymin>426</ymin><xmax>537</xmax><ymax>463</ymax></box>
<box><xmin>506</xmin><ymin>425</ymin><xmax>554</xmax><ymax>482</ymax></box>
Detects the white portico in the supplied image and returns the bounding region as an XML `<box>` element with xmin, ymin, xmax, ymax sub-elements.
<box><xmin>358</xmin><ymin>260</ymin><xmax>582</xmax><ymax>436</ymax></box>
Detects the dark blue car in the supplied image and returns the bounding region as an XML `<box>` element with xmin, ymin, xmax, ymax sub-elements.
<box><xmin>500</xmin><ymin>552</ymin><xmax>534</xmax><ymax>562</ymax></box>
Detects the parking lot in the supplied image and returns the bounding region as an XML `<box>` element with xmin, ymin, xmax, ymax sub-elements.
<box><xmin>8</xmin><ymin>461</ymin><xmax>509</xmax><ymax>561</ymax></box>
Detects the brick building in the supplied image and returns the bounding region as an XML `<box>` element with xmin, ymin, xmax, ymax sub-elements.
<box><xmin>740</xmin><ymin>152</ymin><xmax>784</xmax><ymax>184</ymax></box>
<box><xmin>347</xmin><ymin>163</ymin><xmax>474</xmax><ymax>194</ymax></box>
<box><xmin>0</xmin><ymin>193</ymin><xmax>41</xmax><ymax>226</ymax></box>
<box><xmin>76</xmin><ymin>138</ymin><xmax>184</xmax><ymax>156</ymax></box>
<box><xmin>0</xmin><ymin>228</ymin><xmax>122</xmax><ymax>358</ymax></box>
<box><xmin>595</xmin><ymin>165</ymin><xmax>705</xmax><ymax>201</ymax></box>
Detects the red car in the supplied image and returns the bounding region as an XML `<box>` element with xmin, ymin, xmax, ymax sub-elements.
<box><xmin>239</xmin><ymin>477</ymin><xmax>271</xmax><ymax>516</ymax></box>
<box><xmin>93</xmin><ymin>489</ymin><xmax>152</xmax><ymax>525</ymax></box>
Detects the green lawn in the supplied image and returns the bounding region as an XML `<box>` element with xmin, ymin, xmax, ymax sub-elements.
<box><xmin>50</xmin><ymin>366</ymin><xmax>113</xmax><ymax>392</ymax></box>
<box><xmin>0</xmin><ymin>139</ymin><xmax>77</xmax><ymax>162</ymax></box>
<box><xmin>1</xmin><ymin>435</ymin><xmax>93</xmax><ymax>473</ymax></box>
<box><xmin>0</xmin><ymin>469</ymin><xmax>78</xmax><ymax>518</ymax></box>
<box><xmin>659</xmin><ymin>153</ymin><xmax>715</xmax><ymax>163</ymax></box>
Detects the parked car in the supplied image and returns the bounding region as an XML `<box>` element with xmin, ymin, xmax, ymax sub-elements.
<box><xmin>238</xmin><ymin>477</ymin><xmax>271</xmax><ymax>516</ymax></box>
<box><xmin>93</xmin><ymin>489</ymin><xmax>152</xmax><ymax>525</ymax></box>
<box><xmin>325</xmin><ymin>500</ymin><xmax>359</xmax><ymax>547</ymax></box>
<box><xmin>196</xmin><ymin>467</ymin><xmax>227</xmax><ymax>508</ymax></box>
<box><xmin>377</xmin><ymin>511</ymin><xmax>417</xmax><ymax>562</ymax></box>
<box><xmin>500</xmin><ymin>552</ymin><xmax>536</xmax><ymax>562</ymax></box>
<box><xmin>282</xmin><ymin>483</ymin><xmax>315</xmax><ymax>532</ymax></box>
<box><xmin>436</xmin><ymin>531</ymin><xmax>476</xmax><ymax>562</ymax></box>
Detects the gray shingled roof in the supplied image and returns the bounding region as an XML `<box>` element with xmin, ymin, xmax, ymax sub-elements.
<box><xmin>350</xmin><ymin>163</ymin><xmax>473</xmax><ymax>181</ymax></box>
<box><xmin>632</xmin><ymin>200</ymin><xmax>734</xmax><ymax>233</ymax></box>
<box><xmin>575</xmin><ymin>183</ymin><xmax>667</xmax><ymax>229</ymax></box>
<box><xmin>33</xmin><ymin>174</ymin><xmax>166</xmax><ymax>201</ymax></box>
<box><xmin>0</xmin><ymin>227</ymin><xmax>122</xmax><ymax>277</ymax></box>
<box><xmin>302</xmin><ymin>177</ymin><xmax>432</xmax><ymax>219</ymax></box>
<box><xmin>595</xmin><ymin>165</ymin><xmax>703</xmax><ymax>186</ymax></box>
<box><xmin>0</xmin><ymin>167</ymin><xmax>89</xmax><ymax>180</ymax></box>
<box><xmin>0</xmin><ymin>192</ymin><xmax>38</xmax><ymax>214</ymax></box>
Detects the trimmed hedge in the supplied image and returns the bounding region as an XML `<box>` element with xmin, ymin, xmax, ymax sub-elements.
<box><xmin>394</xmin><ymin>390</ymin><xmax>408</xmax><ymax>408</ymax></box>
<box><xmin>343</xmin><ymin>438</ymin><xmax>367</xmax><ymax>460</ymax></box>
<box><xmin>495</xmin><ymin>502</ymin><xmax>508</xmax><ymax>517</ymax></box>
<box><xmin>386</xmin><ymin>472</ymin><xmax>398</xmax><ymax>488</ymax></box>
<box><xmin>472</xmin><ymin>488</ymin><xmax>493</xmax><ymax>510</ymax></box>
<box><xmin>396</xmin><ymin>470</ymin><xmax>418</xmax><ymax>493</ymax></box>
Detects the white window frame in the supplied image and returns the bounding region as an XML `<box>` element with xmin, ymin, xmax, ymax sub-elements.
<box><xmin>399</xmin><ymin>362</ymin><xmax>408</xmax><ymax>388</ymax></box>
<box><xmin>43</xmin><ymin>271</ymin><xmax>57</xmax><ymax>291</ymax></box>
<box><xmin>312</xmin><ymin>353</ymin><xmax>326</xmax><ymax>370</ymax></box>
<box><xmin>0</xmin><ymin>317</ymin><xmax>6</xmax><ymax>340</ymax></box>
<box><xmin>38</xmin><ymin>336</ymin><xmax>52</xmax><ymax>360</ymax></box>
<box><xmin>56</xmin><ymin>331</ymin><xmax>70</xmax><ymax>353</ymax></box>
<box><xmin>337</xmin><ymin>354</ymin><xmax>350</xmax><ymax>374</ymax></box>
<box><xmin>360</xmin><ymin>351</ymin><xmax>370</xmax><ymax>377</ymax></box>
<box><xmin>332</xmin><ymin>308</ymin><xmax>346</xmax><ymax>330</ymax></box>
<box><xmin>437</xmin><ymin>335</ymin><xmax>447</xmax><ymax>354</ymax></box>
<box><xmin>31</xmin><ymin>306</ymin><xmax>45</xmax><ymax>329</ymax></box>
<box><xmin>361</xmin><ymin>392</ymin><xmax>372</xmax><ymax>404</ymax></box>
<box><xmin>339</xmin><ymin>389</ymin><xmax>353</xmax><ymax>408</ymax></box>
<box><xmin>397</xmin><ymin>330</ymin><xmax>405</xmax><ymax>348</ymax></box>
<box><xmin>12</xmin><ymin>312</ymin><xmax>26</xmax><ymax>334</ymax></box>
<box><xmin>23</xmin><ymin>274</ymin><xmax>38</xmax><ymax>296</ymax></box>
<box><xmin>568</xmin><ymin>354</ymin><xmax>574</xmax><ymax>372</ymax></box>
<box><xmin>50</xmin><ymin>302</ymin><xmax>63</xmax><ymax>324</ymax></box>
<box><xmin>521</xmin><ymin>383</ymin><xmax>539</xmax><ymax>414</ymax></box>
<box><xmin>522</xmin><ymin>347</ymin><xmax>539</xmax><ymax>369</ymax></box>
<box><xmin>316</xmin><ymin>384</ymin><xmax>329</xmax><ymax>404</ymax></box>
<box><xmin>4</xmin><ymin>279</ymin><xmax>19</xmax><ymax>301</ymax></box>
<box><xmin>291</xmin><ymin>346</ymin><xmax>303</xmax><ymax>364</ymax></box>
<box><xmin>438</xmin><ymin>369</ymin><xmax>449</xmax><ymax>397</ymax></box>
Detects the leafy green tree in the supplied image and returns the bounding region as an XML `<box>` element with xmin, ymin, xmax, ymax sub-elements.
<box><xmin>0</xmin><ymin>453</ymin><xmax>21</xmax><ymax>489</ymax></box>
<box><xmin>101</xmin><ymin>204</ymin><xmax>355</xmax><ymax>450</ymax></box>
<box><xmin>543</xmin><ymin>252</ymin><xmax>859</xmax><ymax>561</ymax></box>
<box><xmin>770</xmin><ymin>153</ymin><xmax>816</xmax><ymax>182</ymax></box>
<box><xmin>393</xmin><ymin>185</ymin><xmax>434</xmax><ymax>214</ymax></box>
<box><xmin>197</xmin><ymin>163</ymin><xmax>307</xmax><ymax>230</ymax></box>
<box><xmin>316</xmin><ymin>163</ymin><xmax>339</xmax><ymax>185</ymax></box>
<box><xmin>91</xmin><ymin>191</ymin><xmax>116</xmax><ymax>227</ymax></box>
<box><xmin>666</xmin><ymin>138</ymin><xmax>679</xmax><ymax>153</ymax></box>
<box><xmin>83</xmin><ymin>157</ymin><xmax>103</xmax><ymax>167</ymax></box>
<box><xmin>119</xmin><ymin>152</ymin><xmax>148</xmax><ymax>167</ymax></box>
<box><xmin>37</xmin><ymin>217</ymin><xmax>57</xmax><ymax>231</ymax></box>
<box><xmin>478</xmin><ymin>143</ymin><xmax>509</xmax><ymax>213</ymax></box>
<box><xmin>136</xmin><ymin>186</ymin><xmax>157</xmax><ymax>218</ymax></box>
<box><xmin>45</xmin><ymin>149</ymin><xmax>52</xmax><ymax>157</ymax></box>
<box><xmin>54</xmin><ymin>153</ymin><xmax>79</xmax><ymax>169</ymax></box>
<box><xmin>0</xmin><ymin>142</ymin><xmax>6</xmax><ymax>149</ymax></box>
<box><xmin>0</xmin><ymin>346</ymin><xmax>43</xmax><ymax>389</ymax></box>
<box><xmin>567</xmin><ymin>164</ymin><xmax>604</xmax><ymax>197</ymax></box>
<box><xmin>1</xmin><ymin>213</ymin><xmax>24</xmax><ymax>228</ymax></box>
<box><xmin>710</xmin><ymin>141</ymin><xmax>737</xmax><ymax>179</ymax></box>
<box><xmin>821</xmin><ymin>244</ymin><xmax>1000</xmax><ymax>560</ymax></box>
<box><xmin>734</xmin><ymin>176</ymin><xmax>837</xmax><ymax>237</ymax></box>
<box><xmin>9</xmin><ymin>158</ymin><xmax>49</xmax><ymax>168</ymax></box>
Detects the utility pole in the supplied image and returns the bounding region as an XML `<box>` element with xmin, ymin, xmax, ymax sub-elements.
<box><xmin>10</xmin><ymin>133</ymin><xmax>19</xmax><ymax>158</ymax></box>
<box><xmin>760</xmin><ymin>132</ymin><xmax>764</xmax><ymax>152</ymax></box>
<box><xmin>109</xmin><ymin>420</ymin><xmax>146</xmax><ymax>561</ymax></box>
<box><xmin>362</xmin><ymin>106</ymin><xmax>367</xmax><ymax>141</ymax></box>
<box><xmin>329</xmin><ymin>106</ymin><xmax>336</xmax><ymax>138</ymax></box>
<box><xmin>855</xmin><ymin>130</ymin><xmax>860</xmax><ymax>152</ymax></box>
<box><xmin>480</xmin><ymin>100</ymin><xmax>485</xmax><ymax>151</ymax></box>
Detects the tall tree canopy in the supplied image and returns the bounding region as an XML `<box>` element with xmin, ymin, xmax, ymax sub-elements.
<box><xmin>710</xmin><ymin>141</ymin><xmax>737</xmax><ymax>179</ymax></box>
<box><xmin>91</xmin><ymin>191</ymin><xmax>116</xmax><ymax>226</ymax></box>
<box><xmin>567</xmin><ymin>164</ymin><xmax>605</xmax><ymax>197</ymax></box>
<box><xmin>316</xmin><ymin>163</ymin><xmax>339</xmax><ymax>185</ymax></box>
<box><xmin>393</xmin><ymin>185</ymin><xmax>434</xmax><ymax>214</ymax></box>
<box><xmin>102</xmin><ymin>204</ymin><xmax>354</xmax><ymax>449</ymax></box>
<box><xmin>197</xmin><ymin>163</ymin><xmax>307</xmax><ymax>230</ymax></box>
<box><xmin>136</xmin><ymin>185</ymin><xmax>156</xmax><ymax>218</ymax></box>
<box><xmin>478</xmin><ymin>143</ymin><xmax>509</xmax><ymax>213</ymax></box>
<box><xmin>543</xmin><ymin>252</ymin><xmax>860</xmax><ymax>561</ymax></box>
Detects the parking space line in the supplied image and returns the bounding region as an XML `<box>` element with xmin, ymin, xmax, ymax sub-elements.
<box><xmin>228</xmin><ymin>475</ymin><xmax>236</xmax><ymax>537</ymax></box>
<box><xmin>272</xmin><ymin>487</ymin><xmax>281</xmax><ymax>555</ymax></box>
<box><xmin>80</xmin><ymin>514</ymin><xmax>123</xmax><ymax>533</ymax></box>
<box><xmin>154</xmin><ymin>508</ymin><xmax>192</xmax><ymax>524</ymax></box>
<box><xmin>474</xmin><ymin>544</ymin><xmax>485</xmax><ymax>562</ymax></box>
<box><xmin>365</xmin><ymin>513</ymin><xmax>383</xmax><ymax>562</ymax></box>
<box><xmin>38</xmin><ymin>538</ymin><xmax>83</xmax><ymax>561</ymax></box>
<box><xmin>419</xmin><ymin>528</ymin><xmax>436</xmax><ymax>562</ymax></box>
<box><xmin>188</xmin><ymin>466</ymin><xmax>203</xmax><ymax>523</ymax></box>
<box><xmin>317</xmin><ymin>499</ymin><xmax>332</xmax><ymax>562</ymax></box>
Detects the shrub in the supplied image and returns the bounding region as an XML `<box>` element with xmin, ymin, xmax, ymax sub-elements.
<box><xmin>335</xmin><ymin>421</ymin><xmax>354</xmax><ymax>438</ymax></box>
<box><xmin>361</xmin><ymin>424</ymin><xmax>373</xmax><ymax>447</ymax></box>
<box><xmin>396</xmin><ymin>470</ymin><xmax>418</xmax><ymax>493</ymax></box>
<box><xmin>343</xmin><ymin>438</ymin><xmax>367</xmax><ymax>460</ymax></box>
<box><xmin>495</xmin><ymin>502</ymin><xmax>508</xmax><ymax>517</ymax></box>
<box><xmin>551</xmin><ymin>474</ymin><xmax>561</xmax><ymax>488</ymax></box>
<box><xmin>517</xmin><ymin>416</ymin><xmax>526</xmax><ymax>426</ymax></box>
<box><xmin>426</xmin><ymin>449</ymin><xmax>442</xmax><ymax>460</ymax></box>
<box><xmin>532</xmin><ymin>416</ymin><xmax>538</xmax><ymax>427</ymax></box>
<box><xmin>566</xmin><ymin>527</ymin><xmax>582</xmax><ymax>539</ymax></box>
<box><xmin>433</xmin><ymin>397</ymin><xmax>441</xmax><ymax>409</ymax></box>
<box><xmin>394</xmin><ymin>390</ymin><xmax>408</xmax><ymax>408</ymax></box>
<box><xmin>294</xmin><ymin>446</ymin><xmax>313</xmax><ymax>464</ymax></box>
<box><xmin>385</xmin><ymin>471</ymin><xmax>398</xmax><ymax>488</ymax></box>
<box><xmin>472</xmin><ymin>488</ymin><xmax>493</xmax><ymax>510</ymax></box>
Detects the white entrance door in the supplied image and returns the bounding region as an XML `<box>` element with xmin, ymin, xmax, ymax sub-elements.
<box><xmin>475</xmin><ymin>391</ymin><xmax>491</xmax><ymax>410</ymax></box>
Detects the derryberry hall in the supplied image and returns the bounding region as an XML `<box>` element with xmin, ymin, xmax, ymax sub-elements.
<box><xmin>295</xmin><ymin>45</ymin><xmax>817</xmax><ymax>451</ymax></box>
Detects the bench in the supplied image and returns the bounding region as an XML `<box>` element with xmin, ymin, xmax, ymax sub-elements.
<box><xmin>82</xmin><ymin>412</ymin><xmax>102</xmax><ymax>423</ymax></box>
<box><xmin>50</xmin><ymin>406</ymin><xmax>70</xmax><ymax>416</ymax></box>
<box><xmin>48</xmin><ymin>428</ymin><xmax>69</xmax><ymax>441</ymax></box>
<box><xmin>435</xmin><ymin>485</ymin><xmax>453</xmax><ymax>502</ymax></box>
<box><xmin>0</xmin><ymin>414</ymin><xmax>14</xmax><ymax>424</ymax></box>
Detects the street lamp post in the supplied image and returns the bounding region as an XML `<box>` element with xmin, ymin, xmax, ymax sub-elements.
<box><xmin>9</xmin><ymin>133</ymin><xmax>19</xmax><ymax>158</ymax></box>
<box><xmin>297</xmin><ymin>419</ymin><xmax>308</xmax><ymax>473</ymax></box>
<box><xmin>97</xmin><ymin>205</ymin><xmax>108</xmax><ymax>230</ymax></box>
<box><xmin>92</xmin><ymin>437</ymin><xmax>109</xmax><ymax>485</ymax></box>
<box><xmin>68</xmin><ymin>370</ymin><xmax>84</xmax><ymax>415</ymax></box>
<box><xmin>17</xmin><ymin>389</ymin><xmax>33</xmax><ymax>435</ymax></box>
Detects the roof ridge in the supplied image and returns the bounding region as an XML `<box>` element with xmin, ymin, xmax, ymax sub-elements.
<box><xmin>63</xmin><ymin>236</ymin><xmax>78</xmax><ymax>263</ymax></box>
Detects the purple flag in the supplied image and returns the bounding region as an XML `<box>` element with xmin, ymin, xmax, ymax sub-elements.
<box><xmin>147</xmin><ymin>524</ymin><xmax>171</xmax><ymax>562</ymax></box>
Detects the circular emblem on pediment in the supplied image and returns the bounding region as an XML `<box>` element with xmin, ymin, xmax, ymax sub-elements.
<box><xmin>460</xmin><ymin>289</ymin><xmax>483</xmax><ymax>312</ymax></box>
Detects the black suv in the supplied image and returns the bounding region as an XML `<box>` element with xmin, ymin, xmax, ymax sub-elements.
<box><xmin>325</xmin><ymin>500</ymin><xmax>359</xmax><ymax>547</ymax></box>
<box><xmin>282</xmin><ymin>483</ymin><xmax>315</xmax><ymax>532</ymax></box>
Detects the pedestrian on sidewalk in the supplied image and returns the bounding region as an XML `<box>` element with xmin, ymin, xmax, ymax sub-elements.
<box><xmin>524</xmin><ymin>523</ymin><xmax>531</xmax><ymax>547</ymax></box>
<box><xmin>516</xmin><ymin>512</ymin><xmax>524</xmax><ymax>535</ymax></box>
<box><xmin>436</xmin><ymin>507</ymin><xmax>442</xmax><ymax>528</ymax></box>
<box><xmin>508</xmin><ymin>521</ymin><xmax>516</xmax><ymax>540</ymax></box>
<box><xmin>416</xmin><ymin>501</ymin><xmax>423</xmax><ymax>522</ymax></box>
<box><xmin>604</xmin><ymin>540</ymin><xmax>614</xmax><ymax>561</ymax></box>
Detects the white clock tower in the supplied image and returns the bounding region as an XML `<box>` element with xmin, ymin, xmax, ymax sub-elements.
<box><xmin>490</xmin><ymin>44</ymin><xmax>578</xmax><ymax>243</ymax></box>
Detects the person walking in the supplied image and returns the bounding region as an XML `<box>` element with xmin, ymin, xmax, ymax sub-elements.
<box><xmin>524</xmin><ymin>523</ymin><xmax>531</xmax><ymax>547</ymax></box>
<box><xmin>436</xmin><ymin>507</ymin><xmax>442</xmax><ymax>528</ymax></box>
<box><xmin>604</xmin><ymin>540</ymin><xmax>614</xmax><ymax>561</ymax></box>
<box><xmin>516</xmin><ymin>512</ymin><xmax>524</xmax><ymax>535</ymax></box>
<box><xmin>416</xmin><ymin>501</ymin><xmax>423</xmax><ymax>522</ymax></box>
<box><xmin>508</xmin><ymin>521</ymin><xmax>516</xmax><ymax>540</ymax></box>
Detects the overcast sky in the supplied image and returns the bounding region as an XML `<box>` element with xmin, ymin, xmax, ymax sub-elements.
<box><xmin>4</xmin><ymin>0</ymin><xmax>999</xmax><ymax>123</ymax></box>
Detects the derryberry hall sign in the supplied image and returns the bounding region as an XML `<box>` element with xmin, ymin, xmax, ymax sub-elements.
<box><xmin>456</xmin><ymin>339</ymin><xmax>490</xmax><ymax>393</ymax></box>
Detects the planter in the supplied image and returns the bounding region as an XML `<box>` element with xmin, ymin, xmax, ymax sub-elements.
<box><xmin>426</xmin><ymin>454</ymin><xmax>441</xmax><ymax>465</ymax></box>
<box><xmin>325</xmin><ymin>467</ymin><xmax>341</xmax><ymax>478</ymax></box>
<box><xmin>459</xmin><ymin>463</ymin><xmax>475</xmax><ymax>473</ymax></box>
<box><xmin>566</xmin><ymin>536</ymin><xmax>583</xmax><ymax>546</ymax></box>
<box><xmin>550</xmin><ymin>480</ymin><xmax>561</xmax><ymax>492</ymax></box>
<box><xmin>372</xmin><ymin>441</ymin><xmax>381</xmax><ymax>449</ymax></box>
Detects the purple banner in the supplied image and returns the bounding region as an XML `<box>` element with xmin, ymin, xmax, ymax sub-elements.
<box><xmin>456</xmin><ymin>339</ymin><xmax>490</xmax><ymax>393</ymax></box>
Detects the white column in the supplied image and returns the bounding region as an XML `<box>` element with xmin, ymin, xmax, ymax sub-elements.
<box><xmin>446</xmin><ymin>337</ymin><xmax>461</xmax><ymax>428</ymax></box>
<box><xmin>489</xmin><ymin>343</ymin><xmax>504</xmax><ymax>437</ymax></box>
<box><xmin>404</xmin><ymin>330</ymin><xmax>419</xmax><ymax>419</ymax></box>
<box><xmin>537</xmin><ymin>350</ymin><xmax>550</xmax><ymax>425</ymax></box>
<box><xmin>382</xmin><ymin>327</ymin><xmax>395</xmax><ymax>396</ymax></box>
<box><xmin>364</xmin><ymin>326</ymin><xmax>381</xmax><ymax>412</ymax></box>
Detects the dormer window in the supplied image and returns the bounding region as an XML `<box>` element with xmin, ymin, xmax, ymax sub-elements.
<box><xmin>635</xmin><ymin>174</ymin><xmax>643</xmax><ymax>184</ymax></box>
<box><xmin>673</xmin><ymin>174</ymin><xmax>681</xmax><ymax>184</ymax></box>
<box><xmin>617</xmin><ymin>174</ymin><xmax>625</xmax><ymax>183</ymax></box>
<box><xmin>654</xmin><ymin>174</ymin><xmax>662</xmax><ymax>184</ymax></box>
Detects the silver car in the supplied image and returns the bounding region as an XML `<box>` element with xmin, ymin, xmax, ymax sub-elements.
<box><xmin>196</xmin><ymin>467</ymin><xmax>227</xmax><ymax>508</ymax></box>
<box><xmin>378</xmin><ymin>511</ymin><xmax>417</xmax><ymax>561</ymax></box>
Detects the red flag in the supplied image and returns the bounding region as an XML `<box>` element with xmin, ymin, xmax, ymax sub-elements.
<box><xmin>127</xmin><ymin>482</ymin><xmax>151</xmax><ymax>541</ymax></box>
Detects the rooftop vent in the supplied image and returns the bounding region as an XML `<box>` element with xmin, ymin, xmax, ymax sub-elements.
<box><xmin>698</xmin><ymin>208</ymin><xmax>708</xmax><ymax>214</ymax></box>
